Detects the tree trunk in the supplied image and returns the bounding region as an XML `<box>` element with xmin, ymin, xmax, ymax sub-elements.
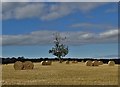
<box><xmin>58</xmin><ymin>56</ymin><xmax>62</xmax><ymax>63</ymax></box>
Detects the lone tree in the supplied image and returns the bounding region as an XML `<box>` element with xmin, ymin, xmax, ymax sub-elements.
<box><xmin>49</xmin><ymin>33</ymin><xmax>69</xmax><ymax>63</ymax></box>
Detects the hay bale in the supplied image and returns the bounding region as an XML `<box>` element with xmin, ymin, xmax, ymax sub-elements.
<box><xmin>14</xmin><ymin>61</ymin><xmax>23</xmax><ymax>70</ymax></box>
<box><xmin>108</xmin><ymin>61</ymin><xmax>115</xmax><ymax>66</ymax></box>
<box><xmin>71</xmin><ymin>61</ymin><xmax>74</xmax><ymax>63</ymax></box>
<box><xmin>41</xmin><ymin>61</ymin><xmax>52</xmax><ymax>65</ymax></box>
<box><xmin>75</xmin><ymin>61</ymin><xmax>78</xmax><ymax>63</ymax></box>
<box><xmin>85</xmin><ymin>60</ymin><xmax>92</xmax><ymax>66</ymax></box>
<box><xmin>81</xmin><ymin>60</ymin><xmax>84</xmax><ymax>63</ymax></box>
<box><xmin>23</xmin><ymin>61</ymin><xmax>34</xmax><ymax>69</ymax></box>
<box><xmin>46</xmin><ymin>61</ymin><xmax>52</xmax><ymax>65</ymax></box>
<box><xmin>45</xmin><ymin>61</ymin><xmax>49</xmax><ymax>65</ymax></box>
<box><xmin>65</xmin><ymin>61</ymin><xmax>69</xmax><ymax>64</ymax></box>
<box><xmin>41</xmin><ymin>61</ymin><xmax>46</xmax><ymax>65</ymax></box>
<box><xmin>72</xmin><ymin>61</ymin><xmax>78</xmax><ymax>63</ymax></box>
<box><xmin>92</xmin><ymin>61</ymin><xmax>99</xmax><ymax>66</ymax></box>
<box><xmin>98</xmin><ymin>61</ymin><xmax>103</xmax><ymax>65</ymax></box>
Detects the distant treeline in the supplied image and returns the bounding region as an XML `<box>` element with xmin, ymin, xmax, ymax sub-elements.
<box><xmin>1</xmin><ymin>57</ymin><xmax>120</xmax><ymax>64</ymax></box>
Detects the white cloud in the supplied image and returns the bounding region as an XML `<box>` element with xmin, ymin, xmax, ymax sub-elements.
<box><xmin>71</xmin><ymin>23</ymin><xmax>95</xmax><ymax>27</ymax></box>
<box><xmin>2</xmin><ymin>30</ymin><xmax>55</xmax><ymax>46</ymax></box>
<box><xmin>99</xmin><ymin>29</ymin><xmax>118</xmax><ymax>38</ymax></box>
<box><xmin>2</xmin><ymin>2</ymin><xmax>46</xmax><ymax>19</ymax></box>
<box><xmin>1</xmin><ymin>29</ymin><xmax>118</xmax><ymax>46</ymax></box>
<box><xmin>41</xmin><ymin>3</ymin><xmax>72</xmax><ymax>20</ymax></box>
<box><xmin>2</xmin><ymin>2</ymin><xmax>109</xmax><ymax>20</ymax></box>
<box><xmin>14</xmin><ymin>3</ymin><xmax>45</xmax><ymax>19</ymax></box>
<box><xmin>70</xmin><ymin>22</ymin><xmax>116</xmax><ymax>30</ymax></box>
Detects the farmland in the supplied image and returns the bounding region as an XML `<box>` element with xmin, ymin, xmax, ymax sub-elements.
<box><xmin>2</xmin><ymin>61</ymin><xmax>119</xmax><ymax>85</ymax></box>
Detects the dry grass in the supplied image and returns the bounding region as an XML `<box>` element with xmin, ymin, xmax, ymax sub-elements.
<box><xmin>2</xmin><ymin>62</ymin><xmax>119</xmax><ymax>85</ymax></box>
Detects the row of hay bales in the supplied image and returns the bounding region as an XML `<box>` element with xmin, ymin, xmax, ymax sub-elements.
<box><xmin>41</xmin><ymin>60</ymin><xmax>78</xmax><ymax>65</ymax></box>
<box><xmin>65</xmin><ymin>60</ymin><xmax>78</xmax><ymax>64</ymax></box>
<box><xmin>51</xmin><ymin>60</ymin><xmax>115</xmax><ymax>66</ymax></box>
<box><xmin>85</xmin><ymin>60</ymin><xmax>102</xmax><ymax>66</ymax></box>
<box><xmin>85</xmin><ymin>60</ymin><xmax>115</xmax><ymax>66</ymax></box>
<box><xmin>41</xmin><ymin>61</ymin><xmax>52</xmax><ymax>65</ymax></box>
<box><xmin>14</xmin><ymin>61</ymin><xmax>34</xmax><ymax>70</ymax></box>
<box><xmin>14</xmin><ymin>60</ymin><xmax>52</xmax><ymax>70</ymax></box>
<box><xmin>14</xmin><ymin>60</ymin><xmax>115</xmax><ymax>70</ymax></box>
<box><xmin>14</xmin><ymin>60</ymin><xmax>78</xmax><ymax>70</ymax></box>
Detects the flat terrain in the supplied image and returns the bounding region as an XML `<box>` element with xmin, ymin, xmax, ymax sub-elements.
<box><xmin>2</xmin><ymin>62</ymin><xmax>119</xmax><ymax>85</ymax></box>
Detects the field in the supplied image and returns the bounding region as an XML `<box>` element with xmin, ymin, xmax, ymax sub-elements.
<box><xmin>2</xmin><ymin>61</ymin><xmax>119</xmax><ymax>85</ymax></box>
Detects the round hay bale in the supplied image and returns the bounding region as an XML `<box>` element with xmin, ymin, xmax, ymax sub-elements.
<box><xmin>72</xmin><ymin>61</ymin><xmax>75</xmax><ymax>63</ymax></box>
<box><xmin>46</xmin><ymin>61</ymin><xmax>52</xmax><ymax>65</ymax></box>
<box><xmin>41</xmin><ymin>61</ymin><xmax>52</xmax><ymax>65</ymax></box>
<box><xmin>23</xmin><ymin>61</ymin><xmax>34</xmax><ymax>69</ymax></box>
<box><xmin>14</xmin><ymin>61</ymin><xmax>23</xmax><ymax>70</ymax></box>
<box><xmin>92</xmin><ymin>61</ymin><xmax>99</xmax><ymax>66</ymax></box>
<box><xmin>65</xmin><ymin>61</ymin><xmax>69</xmax><ymax>64</ymax></box>
<box><xmin>75</xmin><ymin>61</ymin><xmax>78</xmax><ymax>63</ymax></box>
<box><xmin>108</xmin><ymin>61</ymin><xmax>115</xmax><ymax>66</ymax></box>
<box><xmin>41</xmin><ymin>61</ymin><xmax>46</xmax><ymax>65</ymax></box>
<box><xmin>85</xmin><ymin>60</ymin><xmax>92</xmax><ymax>66</ymax></box>
<box><xmin>81</xmin><ymin>60</ymin><xmax>84</xmax><ymax>63</ymax></box>
<box><xmin>49</xmin><ymin>61</ymin><xmax>52</xmax><ymax>65</ymax></box>
<box><xmin>98</xmin><ymin>61</ymin><xmax>103</xmax><ymax>65</ymax></box>
<box><xmin>72</xmin><ymin>61</ymin><xmax>78</xmax><ymax>63</ymax></box>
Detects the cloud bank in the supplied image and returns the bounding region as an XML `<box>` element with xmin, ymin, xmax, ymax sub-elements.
<box><xmin>1</xmin><ymin>29</ymin><xmax>118</xmax><ymax>46</ymax></box>
<box><xmin>1</xmin><ymin>2</ymin><xmax>118</xmax><ymax>46</ymax></box>
<box><xmin>2</xmin><ymin>2</ymin><xmax>108</xmax><ymax>20</ymax></box>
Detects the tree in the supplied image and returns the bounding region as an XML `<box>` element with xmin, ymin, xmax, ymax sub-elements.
<box><xmin>49</xmin><ymin>33</ymin><xmax>69</xmax><ymax>63</ymax></box>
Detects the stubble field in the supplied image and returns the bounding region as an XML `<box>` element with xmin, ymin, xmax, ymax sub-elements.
<box><xmin>2</xmin><ymin>61</ymin><xmax>119</xmax><ymax>85</ymax></box>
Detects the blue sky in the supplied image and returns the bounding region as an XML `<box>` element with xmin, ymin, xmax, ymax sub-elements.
<box><xmin>1</xmin><ymin>2</ymin><xmax>118</xmax><ymax>58</ymax></box>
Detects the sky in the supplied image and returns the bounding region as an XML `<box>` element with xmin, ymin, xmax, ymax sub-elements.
<box><xmin>1</xmin><ymin>2</ymin><xmax>118</xmax><ymax>58</ymax></box>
